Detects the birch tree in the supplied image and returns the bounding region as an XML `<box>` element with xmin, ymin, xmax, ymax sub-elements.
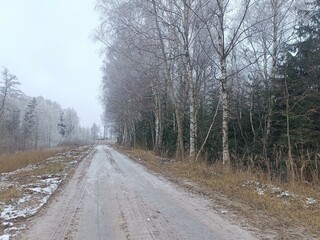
<box><xmin>208</xmin><ymin>0</ymin><xmax>252</xmax><ymax>165</ymax></box>
<box><xmin>150</xmin><ymin>0</ymin><xmax>186</xmax><ymax>159</ymax></box>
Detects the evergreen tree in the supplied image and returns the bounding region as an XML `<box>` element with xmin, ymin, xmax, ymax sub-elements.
<box><xmin>23</xmin><ymin>97</ymin><xmax>39</xmax><ymax>149</ymax></box>
<box><xmin>272</xmin><ymin>0</ymin><xmax>320</xmax><ymax>180</ymax></box>
<box><xmin>58</xmin><ymin>112</ymin><xmax>66</xmax><ymax>137</ymax></box>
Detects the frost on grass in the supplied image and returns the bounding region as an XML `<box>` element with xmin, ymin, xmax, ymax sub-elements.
<box><xmin>306</xmin><ymin>197</ymin><xmax>317</xmax><ymax>205</ymax></box>
<box><xmin>0</xmin><ymin>176</ymin><xmax>61</xmax><ymax>239</ymax></box>
<box><xmin>277</xmin><ymin>190</ymin><xmax>296</xmax><ymax>199</ymax></box>
<box><xmin>0</xmin><ymin>146</ymin><xmax>93</xmax><ymax>239</ymax></box>
<box><xmin>241</xmin><ymin>180</ymin><xmax>318</xmax><ymax>208</ymax></box>
<box><xmin>0</xmin><ymin>176</ymin><xmax>62</xmax><ymax>239</ymax></box>
<box><xmin>242</xmin><ymin>180</ymin><xmax>266</xmax><ymax>196</ymax></box>
<box><xmin>0</xmin><ymin>176</ymin><xmax>62</xmax><ymax>224</ymax></box>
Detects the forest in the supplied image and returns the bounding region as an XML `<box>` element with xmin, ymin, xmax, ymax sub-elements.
<box><xmin>97</xmin><ymin>0</ymin><xmax>320</xmax><ymax>184</ymax></box>
<box><xmin>0</xmin><ymin>67</ymin><xmax>99</xmax><ymax>153</ymax></box>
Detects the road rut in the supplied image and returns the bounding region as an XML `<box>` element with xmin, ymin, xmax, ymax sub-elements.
<box><xmin>18</xmin><ymin>145</ymin><xmax>257</xmax><ymax>240</ymax></box>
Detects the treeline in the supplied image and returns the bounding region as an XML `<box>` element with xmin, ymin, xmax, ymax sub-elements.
<box><xmin>97</xmin><ymin>0</ymin><xmax>320</xmax><ymax>183</ymax></box>
<box><xmin>0</xmin><ymin>67</ymin><xmax>99</xmax><ymax>153</ymax></box>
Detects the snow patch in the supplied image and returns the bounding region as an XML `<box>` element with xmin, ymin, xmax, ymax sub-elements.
<box><xmin>0</xmin><ymin>146</ymin><xmax>93</xmax><ymax>239</ymax></box>
<box><xmin>4</xmin><ymin>224</ymin><xmax>26</xmax><ymax>238</ymax></box>
<box><xmin>0</xmin><ymin>176</ymin><xmax>62</xmax><ymax>239</ymax></box>
<box><xmin>2</xmin><ymin>222</ymin><xmax>13</xmax><ymax>227</ymax></box>
<box><xmin>242</xmin><ymin>180</ymin><xmax>266</xmax><ymax>196</ymax></box>
<box><xmin>277</xmin><ymin>190</ymin><xmax>296</xmax><ymax>199</ymax></box>
<box><xmin>256</xmin><ymin>188</ymin><xmax>265</xmax><ymax>196</ymax></box>
<box><xmin>306</xmin><ymin>197</ymin><xmax>317</xmax><ymax>205</ymax></box>
<box><xmin>0</xmin><ymin>234</ymin><xmax>10</xmax><ymax>240</ymax></box>
<box><xmin>241</xmin><ymin>180</ymin><xmax>319</xmax><ymax>210</ymax></box>
<box><xmin>1</xmin><ymin>204</ymin><xmax>37</xmax><ymax>221</ymax></box>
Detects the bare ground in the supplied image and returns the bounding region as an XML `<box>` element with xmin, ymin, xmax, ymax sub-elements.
<box><xmin>1</xmin><ymin>145</ymin><xmax>317</xmax><ymax>239</ymax></box>
<box><xmin>14</xmin><ymin>145</ymin><xmax>262</xmax><ymax>240</ymax></box>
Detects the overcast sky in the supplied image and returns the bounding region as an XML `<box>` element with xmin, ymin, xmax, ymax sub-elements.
<box><xmin>0</xmin><ymin>0</ymin><xmax>103</xmax><ymax>128</ymax></box>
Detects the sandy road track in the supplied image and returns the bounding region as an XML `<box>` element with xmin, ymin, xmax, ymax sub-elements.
<box><xmin>17</xmin><ymin>145</ymin><xmax>257</xmax><ymax>240</ymax></box>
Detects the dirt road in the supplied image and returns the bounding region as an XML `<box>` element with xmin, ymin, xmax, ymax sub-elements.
<box><xmin>18</xmin><ymin>145</ymin><xmax>257</xmax><ymax>240</ymax></box>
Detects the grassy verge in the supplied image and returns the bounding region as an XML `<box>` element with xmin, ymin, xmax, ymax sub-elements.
<box><xmin>0</xmin><ymin>187</ymin><xmax>22</xmax><ymax>203</ymax></box>
<box><xmin>0</xmin><ymin>148</ymin><xmax>70</xmax><ymax>174</ymax></box>
<box><xmin>0</xmin><ymin>146</ymin><xmax>92</xmax><ymax>205</ymax></box>
<box><xmin>118</xmin><ymin>146</ymin><xmax>320</xmax><ymax>238</ymax></box>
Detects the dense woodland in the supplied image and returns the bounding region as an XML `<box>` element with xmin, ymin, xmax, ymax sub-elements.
<box><xmin>97</xmin><ymin>0</ymin><xmax>320</xmax><ymax>184</ymax></box>
<box><xmin>0</xmin><ymin>67</ymin><xmax>100</xmax><ymax>153</ymax></box>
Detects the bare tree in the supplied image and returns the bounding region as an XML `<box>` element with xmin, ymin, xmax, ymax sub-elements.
<box><xmin>209</xmin><ymin>0</ymin><xmax>252</xmax><ymax>166</ymax></box>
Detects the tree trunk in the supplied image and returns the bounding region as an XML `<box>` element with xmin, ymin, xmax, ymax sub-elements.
<box><xmin>217</xmin><ymin>0</ymin><xmax>230</xmax><ymax>166</ymax></box>
<box><xmin>151</xmin><ymin>0</ymin><xmax>185</xmax><ymax>160</ymax></box>
<box><xmin>189</xmin><ymin>82</ymin><xmax>196</xmax><ymax>159</ymax></box>
<box><xmin>182</xmin><ymin>0</ymin><xmax>196</xmax><ymax>159</ymax></box>
<box><xmin>154</xmin><ymin>95</ymin><xmax>163</xmax><ymax>154</ymax></box>
<box><xmin>284</xmin><ymin>78</ymin><xmax>295</xmax><ymax>182</ymax></box>
<box><xmin>221</xmin><ymin>78</ymin><xmax>230</xmax><ymax>165</ymax></box>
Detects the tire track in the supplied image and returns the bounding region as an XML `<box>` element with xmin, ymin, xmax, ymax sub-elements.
<box><xmin>49</xmin><ymin>176</ymin><xmax>86</xmax><ymax>239</ymax></box>
<box><xmin>17</xmin><ymin>150</ymin><xmax>94</xmax><ymax>240</ymax></box>
<box><xmin>106</xmin><ymin>145</ymin><xmax>257</xmax><ymax>240</ymax></box>
<box><xmin>19</xmin><ymin>146</ymin><xmax>258</xmax><ymax>240</ymax></box>
<box><xmin>113</xmin><ymin>174</ymin><xmax>179</xmax><ymax>240</ymax></box>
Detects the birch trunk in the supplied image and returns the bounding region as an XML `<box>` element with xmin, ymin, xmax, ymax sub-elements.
<box><xmin>151</xmin><ymin>0</ymin><xmax>184</xmax><ymax>159</ymax></box>
<box><xmin>154</xmin><ymin>95</ymin><xmax>163</xmax><ymax>154</ymax></box>
<box><xmin>217</xmin><ymin>0</ymin><xmax>230</xmax><ymax>165</ymax></box>
<box><xmin>189</xmin><ymin>72</ymin><xmax>196</xmax><ymax>159</ymax></box>
<box><xmin>183</xmin><ymin>0</ymin><xmax>196</xmax><ymax>159</ymax></box>
<box><xmin>264</xmin><ymin>2</ymin><xmax>279</xmax><ymax>157</ymax></box>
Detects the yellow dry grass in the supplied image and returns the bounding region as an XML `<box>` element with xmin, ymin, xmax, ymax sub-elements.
<box><xmin>119</xmin><ymin>146</ymin><xmax>320</xmax><ymax>237</ymax></box>
<box><xmin>0</xmin><ymin>148</ymin><xmax>70</xmax><ymax>174</ymax></box>
<box><xmin>0</xmin><ymin>187</ymin><xmax>22</xmax><ymax>203</ymax></box>
<box><xmin>14</xmin><ymin>162</ymin><xmax>65</xmax><ymax>179</ymax></box>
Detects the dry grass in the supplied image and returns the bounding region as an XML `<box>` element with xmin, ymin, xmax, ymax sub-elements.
<box><xmin>119</xmin><ymin>146</ymin><xmax>320</xmax><ymax>237</ymax></box>
<box><xmin>0</xmin><ymin>146</ymin><xmax>92</xmax><ymax>207</ymax></box>
<box><xmin>0</xmin><ymin>148</ymin><xmax>70</xmax><ymax>174</ymax></box>
<box><xmin>13</xmin><ymin>162</ymin><xmax>65</xmax><ymax>179</ymax></box>
<box><xmin>0</xmin><ymin>187</ymin><xmax>22</xmax><ymax>203</ymax></box>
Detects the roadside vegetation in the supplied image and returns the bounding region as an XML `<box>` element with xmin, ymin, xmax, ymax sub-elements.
<box><xmin>97</xmin><ymin>1</ymin><xmax>320</xmax><ymax>236</ymax></box>
<box><xmin>98</xmin><ymin>0</ymin><xmax>320</xmax><ymax>185</ymax></box>
<box><xmin>0</xmin><ymin>148</ymin><xmax>69</xmax><ymax>174</ymax></box>
<box><xmin>0</xmin><ymin>146</ymin><xmax>93</xmax><ymax>237</ymax></box>
<box><xmin>0</xmin><ymin>146</ymin><xmax>92</xmax><ymax>202</ymax></box>
<box><xmin>118</xmin><ymin>146</ymin><xmax>319</xmax><ymax>238</ymax></box>
<box><xmin>96</xmin><ymin>0</ymin><xmax>320</xmax><ymax>237</ymax></box>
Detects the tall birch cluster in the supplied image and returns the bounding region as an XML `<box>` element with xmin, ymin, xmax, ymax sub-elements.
<box><xmin>98</xmin><ymin>0</ymin><xmax>320</xmax><ymax>183</ymax></box>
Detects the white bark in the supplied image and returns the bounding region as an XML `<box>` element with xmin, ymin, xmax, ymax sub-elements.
<box><xmin>151</xmin><ymin>0</ymin><xmax>185</xmax><ymax>159</ymax></box>
<box><xmin>182</xmin><ymin>0</ymin><xmax>197</xmax><ymax>159</ymax></box>
<box><xmin>217</xmin><ymin>0</ymin><xmax>230</xmax><ymax>165</ymax></box>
